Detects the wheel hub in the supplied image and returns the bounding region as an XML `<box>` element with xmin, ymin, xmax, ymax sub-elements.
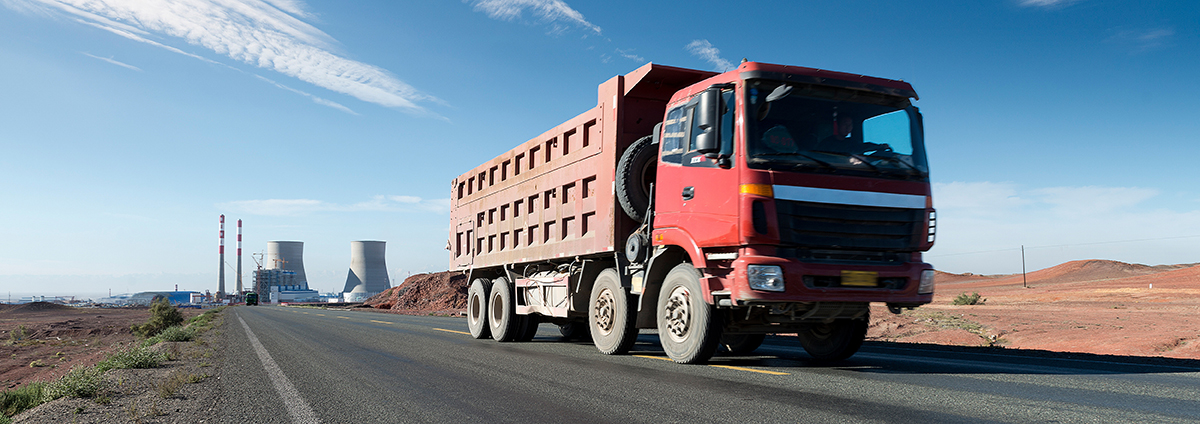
<box><xmin>663</xmin><ymin>286</ymin><xmax>691</xmax><ymax>342</ymax></box>
<box><xmin>594</xmin><ymin>288</ymin><xmax>615</xmax><ymax>335</ymax></box>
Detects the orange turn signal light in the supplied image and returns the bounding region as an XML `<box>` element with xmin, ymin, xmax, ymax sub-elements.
<box><xmin>739</xmin><ymin>184</ymin><xmax>774</xmax><ymax>198</ymax></box>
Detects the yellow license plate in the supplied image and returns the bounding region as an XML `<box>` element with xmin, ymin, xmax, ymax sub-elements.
<box><xmin>841</xmin><ymin>271</ymin><xmax>878</xmax><ymax>287</ymax></box>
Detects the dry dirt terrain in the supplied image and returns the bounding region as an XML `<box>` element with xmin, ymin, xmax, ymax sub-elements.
<box><xmin>2</xmin><ymin>304</ymin><xmax>218</xmax><ymax>423</ymax></box>
<box><xmin>869</xmin><ymin>260</ymin><xmax>1200</xmax><ymax>359</ymax></box>
<box><xmin>1</xmin><ymin>303</ymin><xmax>152</xmax><ymax>389</ymax></box>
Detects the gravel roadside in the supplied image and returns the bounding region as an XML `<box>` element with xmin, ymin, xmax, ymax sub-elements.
<box><xmin>11</xmin><ymin>310</ymin><xmax>229</xmax><ymax>423</ymax></box>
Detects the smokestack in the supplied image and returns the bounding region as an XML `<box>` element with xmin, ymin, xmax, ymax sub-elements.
<box><xmin>343</xmin><ymin>240</ymin><xmax>389</xmax><ymax>302</ymax></box>
<box><xmin>236</xmin><ymin>219</ymin><xmax>243</xmax><ymax>294</ymax></box>
<box><xmin>266</xmin><ymin>241</ymin><xmax>307</xmax><ymax>287</ymax></box>
<box><xmin>218</xmin><ymin>215</ymin><xmax>225</xmax><ymax>298</ymax></box>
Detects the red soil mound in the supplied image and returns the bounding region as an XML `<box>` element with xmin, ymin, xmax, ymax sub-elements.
<box><xmin>364</xmin><ymin>271</ymin><xmax>468</xmax><ymax>315</ymax></box>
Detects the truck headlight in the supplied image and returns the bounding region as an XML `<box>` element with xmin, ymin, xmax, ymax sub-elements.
<box><xmin>748</xmin><ymin>265</ymin><xmax>785</xmax><ymax>292</ymax></box>
<box><xmin>918</xmin><ymin>270</ymin><xmax>935</xmax><ymax>294</ymax></box>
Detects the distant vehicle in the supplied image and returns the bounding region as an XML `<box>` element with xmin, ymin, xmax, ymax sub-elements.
<box><xmin>450</xmin><ymin>62</ymin><xmax>936</xmax><ymax>364</ymax></box>
<box><xmin>245</xmin><ymin>292</ymin><xmax>259</xmax><ymax>306</ymax></box>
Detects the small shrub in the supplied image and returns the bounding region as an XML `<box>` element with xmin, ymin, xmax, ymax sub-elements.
<box><xmin>952</xmin><ymin>292</ymin><xmax>986</xmax><ymax>306</ymax></box>
<box><xmin>132</xmin><ymin>298</ymin><xmax>184</xmax><ymax>338</ymax></box>
<box><xmin>43</xmin><ymin>366</ymin><xmax>105</xmax><ymax>401</ymax></box>
<box><xmin>28</xmin><ymin>360</ymin><xmax>45</xmax><ymax>368</ymax></box>
<box><xmin>7</xmin><ymin>325</ymin><xmax>27</xmax><ymax>343</ymax></box>
<box><xmin>0</xmin><ymin>382</ymin><xmax>46</xmax><ymax>417</ymax></box>
<box><xmin>185</xmin><ymin>373</ymin><xmax>208</xmax><ymax>384</ymax></box>
<box><xmin>158</xmin><ymin>325</ymin><xmax>197</xmax><ymax>342</ymax></box>
<box><xmin>157</xmin><ymin>372</ymin><xmax>186</xmax><ymax>399</ymax></box>
<box><xmin>96</xmin><ymin>346</ymin><xmax>166</xmax><ymax>372</ymax></box>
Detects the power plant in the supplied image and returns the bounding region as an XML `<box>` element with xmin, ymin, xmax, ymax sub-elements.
<box><xmin>219</xmin><ymin>228</ymin><xmax>393</xmax><ymax>304</ymax></box>
<box><xmin>343</xmin><ymin>241</ymin><xmax>390</xmax><ymax>302</ymax></box>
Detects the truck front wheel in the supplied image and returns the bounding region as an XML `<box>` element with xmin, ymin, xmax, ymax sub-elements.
<box><xmin>589</xmin><ymin>269</ymin><xmax>638</xmax><ymax>354</ymax></box>
<box><xmin>657</xmin><ymin>263</ymin><xmax>722</xmax><ymax>364</ymax></box>
<box><xmin>795</xmin><ymin>316</ymin><xmax>868</xmax><ymax>361</ymax></box>
<box><xmin>467</xmin><ymin>278</ymin><xmax>492</xmax><ymax>339</ymax></box>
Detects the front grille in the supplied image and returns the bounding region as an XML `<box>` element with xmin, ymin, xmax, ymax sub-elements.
<box><xmin>778</xmin><ymin>248</ymin><xmax>908</xmax><ymax>265</ymax></box>
<box><xmin>804</xmin><ymin>275</ymin><xmax>908</xmax><ymax>290</ymax></box>
<box><xmin>775</xmin><ymin>199</ymin><xmax>923</xmax><ymax>251</ymax></box>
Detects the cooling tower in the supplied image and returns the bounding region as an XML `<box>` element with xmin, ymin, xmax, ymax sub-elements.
<box><xmin>266</xmin><ymin>241</ymin><xmax>308</xmax><ymax>286</ymax></box>
<box><xmin>343</xmin><ymin>241</ymin><xmax>389</xmax><ymax>301</ymax></box>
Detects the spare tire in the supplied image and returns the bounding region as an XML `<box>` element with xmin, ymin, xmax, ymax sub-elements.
<box><xmin>617</xmin><ymin>135</ymin><xmax>656</xmax><ymax>223</ymax></box>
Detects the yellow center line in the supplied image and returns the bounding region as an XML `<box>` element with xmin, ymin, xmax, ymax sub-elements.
<box><xmin>707</xmin><ymin>364</ymin><xmax>790</xmax><ymax>376</ymax></box>
<box><xmin>635</xmin><ymin>355</ymin><xmax>789</xmax><ymax>375</ymax></box>
<box><xmin>634</xmin><ymin>355</ymin><xmax>674</xmax><ymax>361</ymax></box>
<box><xmin>315</xmin><ymin>314</ymin><xmax>325</xmax><ymax>316</ymax></box>
<box><xmin>370</xmin><ymin>320</ymin><xmax>393</xmax><ymax>324</ymax></box>
<box><xmin>335</xmin><ymin>316</ymin><xmax>350</xmax><ymax>320</ymax></box>
<box><xmin>434</xmin><ymin>328</ymin><xmax>472</xmax><ymax>335</ymax></box>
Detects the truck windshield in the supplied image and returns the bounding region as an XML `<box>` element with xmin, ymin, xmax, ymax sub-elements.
<box><xmin>745</xmin><ymin>80</ymin><xmax>929</xmax><ymax>180</ymax></box>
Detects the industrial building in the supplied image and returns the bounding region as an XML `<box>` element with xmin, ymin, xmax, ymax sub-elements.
<box><xmin>253</xmin><ymin>241</ymin><xmax>318</xmax><ymax>303</ymax></box>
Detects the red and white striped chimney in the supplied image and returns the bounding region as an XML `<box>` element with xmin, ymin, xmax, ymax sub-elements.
<box><xmin>218</xmin><ymin>215</ymin><xmax>226</xmax><ymax>298</ymax></box>
<box><xmin>236</xmin><ymin>219</ymin><xmax>243</xmax><ymax>294</ymax></box>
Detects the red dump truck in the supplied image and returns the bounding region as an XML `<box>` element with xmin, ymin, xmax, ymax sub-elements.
<box><xmin>449</xmin><ymin>61</ymin><xmax>935</xmax><ymax>364</ymax></box>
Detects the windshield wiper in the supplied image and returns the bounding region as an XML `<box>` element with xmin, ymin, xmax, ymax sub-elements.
<box><xmin>867</xmin><ymin>154</ymin><xmax>927</xmax><ymax>176</ymax></box>
<box><xmin>751</xmin><ymin>152</ymin><xmax>835</xmax><ymax>170</ymax></box>
<box><xmin>809</xmin><ymin>150</ymin><xmax>883</xmax><ymax>174</ymax></box>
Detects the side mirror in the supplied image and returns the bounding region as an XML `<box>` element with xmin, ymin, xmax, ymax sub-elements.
<box><xmin>694</xmin><ymin>87</ymin><xmax>721</xmax><ymax>155</ymax></box>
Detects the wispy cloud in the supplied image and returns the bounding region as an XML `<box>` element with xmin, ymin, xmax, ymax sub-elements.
<box><xmin>81</xmin><ymin>52</ymin><xmax>142</xmax><ymax>71</ymax></box>
<box><xmin>219</xmin><ymin>195</ymin><xmax>450</xmax><ymax>216</ymax></box>
<box><xmin>253</xmin><ymin>75</ymin><xmax>357</xmax><ymax>115</ymax></box>
<box><xmin>1108</xmin><ymin>27</ymin><xmax>1175</xmax><ymax>53</ymax></box>
<box><xmin>1018</xmin><ymin>0</ymin><xmax>1082</xmax><ymax>8</ymax></box>
<box><xmin>9</xmin><ymin>0</ymin><xmax>440</xmax><ymax>113</ymax></box>
<box><xmin>686</xmin><ymin>39</ymin><xmax>735</xmax><ymax>72</ymax></box>
<box><xmin>615</xmin><ymin>48</ymin><xmax>644</xmax><ymax>62</ymax></box>
<box><xmin>468</xmin><ymin>0</ymin><xmax>601</xmax><ymax>35</ymax></box>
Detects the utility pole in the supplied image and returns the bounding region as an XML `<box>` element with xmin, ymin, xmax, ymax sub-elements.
<box><xmin>1021</xmin><ymin>245</ymin><xmax>1028</xmax><ymax>288</ymax></box>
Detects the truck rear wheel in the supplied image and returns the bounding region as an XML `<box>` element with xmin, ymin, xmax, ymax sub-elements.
<box><xmin>517</xmin><ymin>314</ymin><xmax>539</xmax><ymax>342</ymax></box>
<box><xmin>657</xmin><ymin>263</ymin><xmax>722</xmax><ymax>364</ymax></box>
<box><xmin>558</xmin><ymin>322</ymin><xmax>589</xmax><ymax>341</ymax></box>
<box><xmin>467</xmin><ymin>278</ymin><xmax>492</xmax><ymax>339</ymax></box>
<box><xmin>616</xmin><ymin>135</ymin><xmax>656</xmax><ymax>223</ymax></box>
<box><xmin>589</xmin><ymin>269</ymin><xmax>638</xmax><ymax>354</ymax></box>
<box><xmin>488</xmin><ymin>277</ymin><xmax>525</xmax><ymax>342</ymax></box>
<box><xmin>795</xmin><ymin>316</ymin><xmax>869</xmax><ymax>361</ymax></box>
<box><xmin>720</xmin><ymin>334</ymin><xmax>766</xmax><ymax>355</ymax></box>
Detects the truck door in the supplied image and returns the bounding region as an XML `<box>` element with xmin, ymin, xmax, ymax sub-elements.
<box><xmin>655</xmin><ymin>89</ymin><xmax>740</xmax><ymax>248</ymax></box>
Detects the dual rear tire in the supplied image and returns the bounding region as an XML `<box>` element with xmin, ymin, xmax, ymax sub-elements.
<box><xmin>467</xmin><ymin>276</ymin><xmax>538</xmax><ymax>342</ymax></box>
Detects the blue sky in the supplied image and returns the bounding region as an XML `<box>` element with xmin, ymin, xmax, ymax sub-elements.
<box><xmin>2</xmin><ymin>0</ymin><xmax>1198</xmax><ymax>298</ymax></box>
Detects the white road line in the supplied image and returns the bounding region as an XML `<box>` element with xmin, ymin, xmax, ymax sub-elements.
<box><xmin>238</xmin><ymin>314</ymin><xmax>320</xmax><ymax>424</ymax></box>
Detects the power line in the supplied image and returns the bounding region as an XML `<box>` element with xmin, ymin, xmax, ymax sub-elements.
<box><xmin>927</xmin><ymin>234</ymin><xmax>1200</xmax><ymax>258</ymax></box>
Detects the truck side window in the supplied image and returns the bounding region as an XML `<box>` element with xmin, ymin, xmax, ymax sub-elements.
<box><xmin>660</xmin><ymin>105</ymin><xmax>686</xmax><ymax>164</ymax></box>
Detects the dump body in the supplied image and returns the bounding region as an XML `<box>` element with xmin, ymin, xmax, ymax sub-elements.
<box><xmin>449</xmin><ymin>64</ymin><xmax>717</xmax><ymax>270</ymax></box>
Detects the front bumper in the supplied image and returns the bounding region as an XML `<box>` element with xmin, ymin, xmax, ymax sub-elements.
<box><xmin>720</xmin><ymin>247</ymin><xmax>934</xmax><ymax>306</ymax></box>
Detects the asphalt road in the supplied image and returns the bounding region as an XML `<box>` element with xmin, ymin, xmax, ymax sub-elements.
<box><xmin>218</xmin><ymin>306</ymin><xmax>1200</xmax><ymax>423</ymax></box>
